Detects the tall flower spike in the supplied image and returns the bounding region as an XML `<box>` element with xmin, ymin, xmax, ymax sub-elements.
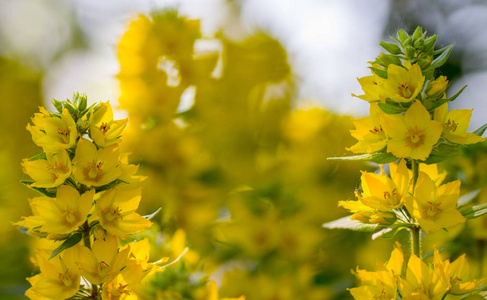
<box><xmin>381</xmin><ymin>100</ymin><xmax>443</xmax><ymax>160</ymax></box>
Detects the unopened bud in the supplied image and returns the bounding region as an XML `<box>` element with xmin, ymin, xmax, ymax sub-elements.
<box><xmin>370</xmin><ymin>211</ymin><xmax>397</xmax><ymax>225</ymax></box>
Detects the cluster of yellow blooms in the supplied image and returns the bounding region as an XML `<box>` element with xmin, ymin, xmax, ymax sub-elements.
<box><xmin>325</xmin><ymin>27</ymin><xmax>487</xmax><ymax>298</ymax></box>
<box><xmin>14</xmin><ymin>95</ymin><xmax>167</xmax><ymax>299</ymax></box>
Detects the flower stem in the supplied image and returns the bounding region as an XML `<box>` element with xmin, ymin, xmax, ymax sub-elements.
<box><xmin>410</xmin><ymin>160</ymin><xmax>421</xmax><ymax>258</ymax></box>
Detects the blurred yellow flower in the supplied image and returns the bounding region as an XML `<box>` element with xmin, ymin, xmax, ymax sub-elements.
<box><xmin>27</xmin><ymin>107</ymin><xmax>78</xmax><ymax>152</ymax></box>
<box><xmin>405</xmin><ymin>172</ymin><xmax>465</xmax><ymax>233</ymax></box>
<box><xmin>382</xmin><ymin>63</ymin><xmax>424</xmax><ymax>103</ymax></box>
<box><xmin>434</xmin><ymin>103</ymin><xmax>485</xmax><ymax>145</ymax></box>
<box><xmin>348</xmin><ymin>103</ymin><xmax>388</xmax><ymax>153</ymax></box>
<box><xmin>22</xmin><ymin>149</ymin><xmax>72</xmax><ymax>188</ymax></box>
<box><xmin>73</xmin><ymin>138</ymin><xmax>123</xmax><ymax>187</ymax></box>
<box><xmin>25</xmin><ymin>247</ymin><xmax>81</xmax><ymax>300</ymax></box>
<box><xmin>381</xmin><ymin>101</ymin><xmax>443</xmax><ymax>160</ymax></box>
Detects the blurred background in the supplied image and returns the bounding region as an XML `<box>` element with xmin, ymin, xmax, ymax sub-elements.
<box><xmin>2</xmin><ymin>0</ymin><xmax>487</xmax><ymax>299</ymax></box>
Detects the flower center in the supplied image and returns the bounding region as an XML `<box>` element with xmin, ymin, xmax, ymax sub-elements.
<box><xmin>58</xmin><ymin>270</ymin><xmax>75</xmax><ymax>287</ymax></box>
<box><xmin>61</xmin><ymin>209</ymin><xmax>81</xmax><ymax>227</ymax></box>
<box><xmin>383</xmin><ymin>188</ymin><xmax>401</xmax><ymax>207</ymax></box>
<box><xmin>444</xmin><ymin>119</ymin><xmax>458</xmax><ymax>132</ymax></box>
<box><xmin>103</xmin><ymin>206</ymin><xmax>123</xmax><ymax>223</ymax></box>
<box><xmin>100</xmin><ymin>122</ymin><xmax>111</xmax><ymax>134</ymax></box>
<box><xmin>83</xmin><ymin>161</ymin><xmax>104</xmax><ymax>182</ymax></box>
<box><xmin>397</xmin><ymin>81</ymin><xmax>413</xmax><ymax>98</ymax></box>
<box><xmin>405</xmin><ymin>126</ymin><xmax>425</xmax><ymax>148</ymax></box>
<box><xmin>424</xmin><ymin>201</ymin><xmax>442</xmax><ymax>218</ymax></box>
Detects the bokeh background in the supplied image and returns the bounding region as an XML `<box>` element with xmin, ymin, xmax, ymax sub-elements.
<box><xmin>2</xmin><ymin>0</ymin><xmax>487</xmax><ymax>299</ymax></box>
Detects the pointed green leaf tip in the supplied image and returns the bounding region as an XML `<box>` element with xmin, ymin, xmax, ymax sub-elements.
<box><xmin>50</xmin><ymin>232</ymin><xmax>82</xmax><ymax>259</ymax></box>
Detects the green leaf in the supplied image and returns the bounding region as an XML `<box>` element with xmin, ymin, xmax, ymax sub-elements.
<box><xmin>457</xmin><ymin>189</ymin><xmax>480</xmax><ymax>207</ymax></box>
<box><xmin>381</xmin><ymin>53</ymin><xmax>402</xmax><ymax>66</ymax></box>
<box><xmin>143</xmin><ymin>207</ymin><xmax>162</xmax><ymax>220</ymax></box>
<box><xmin>370</xmin><ymin>67</ymin><xmax>387</xmax><ymax>79</ymax></box>
<box><xmin>27</xmin><ymin>152</ymin><xmax>47</xmax><ymax>161</ymax></box>
<box><xmin>378</xmin><ymin>100</ymin><xmax>412</xmax><ymax>114</ymax></box>
<box><xmin>427</xmin><ymin>44</ymin><xmax>454</xmax><ymax>70</ymax></box>
<box><xmin>423</xmin><ymin>85</ymin><xmax>467</xmax><ymax>111</ymax></box>
<box><xmin>379</xmin><ymin>41</ymin><xmax>402</xmax><ymax>55</ymax></box>
<box><xmin>460</xmin><ymin>203</ymin><xmax>487</xmax><ymax>220</ymax></box>
<box><xmin>473</xmin><ymin>122</ymin><xmax>487</xmax><ymax>137</ymax></box>
<box><xmin>322</xmin><ymin>216</ymin><xmax>382</xmax><ymax>232</ymax></box>
<box><xmin>20</xmin><ymin>181</ymin><xmax>57</xmax><ymax>197</ymax></box>
<box><xmin>328</xmin><ymin>152</ymin><xmax>398</xmax><ymax>164</ymax></box>
<box><xmin>421</xmin><ymin>143</ymin><xmax>459</xmax><ymax>164</ymax></box>
<box><xmin>50</xmin><ymin>232</ymin><xmax>82</xmax><ymax>259</ymax></box>
<box><xmin>52</xmin><ymin>99</ymin><xmax>64</xmax><ymax>113</ymax></box>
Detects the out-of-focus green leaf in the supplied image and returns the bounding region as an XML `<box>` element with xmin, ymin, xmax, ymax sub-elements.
<box><xmin>460</xmin><ymin>203</ymin><xmax>487</xmax><ymax>220</ymax></box>
<box><xmin>322</xmin><ymin>216</ymin><xmax>382</xmax><ymax>232</ymax></box>
<box><xmin>457</xmin><ymin>189</ymin><xmax>480</xmax><ymax>208</ymax></box>
<box><xmin>328</xmin><ymin>152</ymin><xmax>397</xmax><ymax>164</ymax></box>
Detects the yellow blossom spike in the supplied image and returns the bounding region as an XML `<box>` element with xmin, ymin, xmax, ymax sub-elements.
<box><xmin>405</xmin><ymin>171</ymin><xmax>465</xmax><ymax>233</ymax></box>
<box><xmin>381</xmin><ymin>100</ymin><xmax>443</xmax><ymax>160</ymax></box>
<box><xmin>347</xmin><ymin>103</ymin><xmax>388</xmax><ymax>153</ymax></box>
<box><xmin>434</xmin><ymin>103</ymin><xmax>485</xmax><ymax>145</ymax></box>
<box><xmin>96</xmin><ymin>187</ymin><xmax>152</xmax><ymax>237</ymax></box>
<box><xmin>22</xmin><ymin>149</ymin><xmax>72</xmax><ymax>188</ymax></box>
<box><xmin>73</xmin><ymin>138</ymin><xmax>123</xmax><ymax>187</ymax></box>
<box><xmin>382</xmin><ymin>63</ymin><xmax>424</xmax><ymax>103</ymax></box>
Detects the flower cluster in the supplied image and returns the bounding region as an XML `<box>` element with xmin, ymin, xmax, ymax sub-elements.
<box><xmin>14</xmin><ymin>94</ymin><xmax>162</xmax><ymax>299</ymax></box>
<box><xmin>324</xmin><ymin>27</ymin><xmax>487</xmax><ymax>299</ymax></box>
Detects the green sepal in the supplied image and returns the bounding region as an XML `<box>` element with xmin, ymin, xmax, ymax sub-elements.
<box><xmin>412</xmin><ymin>26</ymin><xmax>423</xmax><ymax>40</ymax></box>
<box><xmin>378</xmin><ymin>100</ymin><xmax>413</xmax><ymax>114</ymax></box>
<box><xmin>50</xmin><ymin>232</ymin><xmax>82</xmax><ymax>259</ymax></box>
<box><xmin>379</xmin><ymin>41</ymin><xmax>402</xmax><ymax>55</ymax></box>
<box><xmin>52</xmin><ymin>99</ymin><xmax>64</xmax><ymax>113</ymax></box>
<box><xmin>423</xmin><ymin>35</ymin><xmax>437</xmax><ymax>52</ymax></box>
<box><xmin>423</xmin><ymin>85</ymin><xmax>466</xmax><ymax>111</ymax></box>
<box><xmin>460</xmin><ymin>202</ymin><xmax>487</xmax><ymax>220</ymax></box>
<box><xmin>27</xmin><ymin>152</ymin><xmax>47</xmax><ymax>161</ymax></box>
<box><xmin>327</xmin><ymin>152</ymin><xmax>397</xmax><ymax>164</ymax></box>
<box><xmin>381</xmin><ymin>53</ymin><xmax>402</xmax><ymax>66</ymax></box>
<box><xmin>143</xmin><ymin>207</ymin><xmax>162</xmax><ymax>220</ymax></box>
<box><xmin>421</xmin><ymin>142</ymin><xmax>459</xmax><ymax>164</ymax></box>
<box><xmin>370</xmin><ymin>67</ymin><xmax>387</xmax><ymax>79</ymax></box>
<box><xmin>457</xmin><ymin>189</ymin><xmax>480</xmax><ymax>208</ymax></box>
<box><xmin>425</xmin><ymin>44</ymin><xmax>454</xmax><ymax>71</ymax></box>
<box><xmin>397</xmin><ymin>29</ymin><xmax>409</xmax><ymax>43</ymax></box>
<box><xmin>20</xmin><ymin>181</ymin><xmax>57</xmax><ymax>197</ymax></box>
<box><xmin>322</xmin><ymin>216</ymin><xmax>382</xmax><ymax>232</ymax></box>
<box><xmin>473</xmin><ymin>122</ymin><xmax>487</xmax><ymax>137</ymax></box>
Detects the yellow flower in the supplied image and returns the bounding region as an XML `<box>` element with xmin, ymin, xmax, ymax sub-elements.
<box><xmin>25</xmin><ymin>247</ymin><xmax>81</xmax><ymax>300</ymax></box>
<box><xmin>27</xmin><ymin>107</ymin><xmax>77</xmax><ymax>152</ymax></box>
<box><xmin>42</xmin><ymin>186</ymin><xmax>94</xmax><ymax>235</ymax></box>
<box><xmin>426</xmin><ymin>76</ymin><xmax>448</xmax><ymax>97</ymax></box>
<box><xmin>348</xmin><ymin>103</ymin><xmax>388</xmax><ymax>153</ymax></box>
<box><xmin>89</xmin><ymin>102</ymin><xmax>128</xmax><ymax>147</ymax></box>
<box><xmin>352</xmin><ymin>71</ymin><xmax>385</xmax><ymax>102</ymax></box>
<box><xmin>449</xmin><ymin>254</ymin><xmax>482</xmax><ymax>295</ymax></box>
<box><xmin>78</xmin><ymin>234</ymin><xmax>131</xmax><ymax>285</ymax></box>
<box><xmin>73</xmin><ymin>138</ymin><xmax>123</xmax><ymax>187</ymax></box>
<box><xmin>381</xmin><ymin>100</ymin><xmax>443</xmax><ymax>160</ymax></box>
<box><xmin>382</xmin><ymin>63</ymin><xmax>424</xmax><ymax>103</ymax></box>
<box><xmin>400</xmin><ymin>253</ymin><xmax>450</xmax><ymax>300</ymax></box>
<box><xmin>405</xmin><ymin>172</ymin><xmax>465</xmax><ymax>233</ymax></box>
<box><xmin>434</xmin><ymin>103</ymin><xmax>485</xmax><ymax>145</ymax></box>
<box><xmin>208</xmin><ymin>281</ymin><xmax>246</xmax><ymax>300</ymax></box>
<box><xmin>355</xmin><ymin>159</ymin><xmax>410</xmax><ymax>211</ymax></box>
<box><xmin>101</xmin><ymin>274</ymin><xmax>135</xmax><ymax>300</ymax></box>
<box><xmin>349</xmin><ymin>244</ymin><xmax>403</xmax><ymax>300</ymax></box>
<box><xmin>95</xmin><ymin>187</ymin><xmax>152</xmax><ymax>237</ymax></box>
<box><xmin>22</xmin><ymin>149</ymin><xmax>72</xmax><ymax>188</ymax></box>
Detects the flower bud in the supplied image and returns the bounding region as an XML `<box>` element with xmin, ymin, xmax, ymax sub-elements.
<box><xmin>427</xmin><ymin>76</ymin><xmax>449</xmax><ymax>97</ymax></box>
<box><xmin>350</xmin><ymin>211</ymin><xmax>374</xmax><ymax>223</ymax></box>
<box><xmin>369</xmin><ymin>211</ymin><xmax>397</xmax><ymax>225</ymax></box>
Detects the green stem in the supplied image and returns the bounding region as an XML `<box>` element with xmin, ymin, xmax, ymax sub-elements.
<box><xmin>411</xmin><ymin>226</ymin><xmax>421</xmax><ymax>258</ymax></box>
<box><xmin>410</xmin><ymin>160</ymin><xmax>421</xmax><ymax>258</ymax></box>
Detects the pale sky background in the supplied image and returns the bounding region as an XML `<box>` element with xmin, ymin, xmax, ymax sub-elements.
<box><xmin>1</xmin><ymin>0</ymin><xmax>487</xmax><ymax>127</ymax></box>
